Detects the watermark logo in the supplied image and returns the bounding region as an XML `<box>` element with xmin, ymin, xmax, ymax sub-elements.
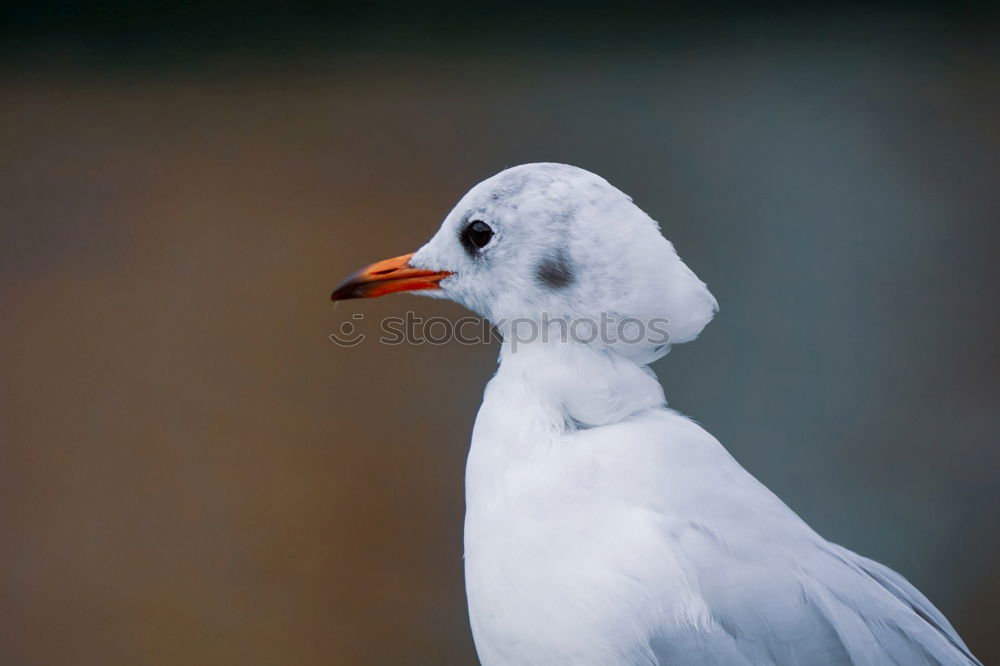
<box><xmin>329</xmin><ymin>312</ymin><xmax>670</xmax><ymax>351</ymax></box>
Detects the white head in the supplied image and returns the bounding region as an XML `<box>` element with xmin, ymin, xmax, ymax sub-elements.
<box><xmin>332</xmin><ymin>163</ymin><xmax>717</xmax><ymax>364</ymax></box>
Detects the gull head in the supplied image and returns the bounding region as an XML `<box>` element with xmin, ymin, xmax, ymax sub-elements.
<box><xmin>332</xmin><ymin>163</ymin><xmax>717</xmax><ymax>363</ymax></box>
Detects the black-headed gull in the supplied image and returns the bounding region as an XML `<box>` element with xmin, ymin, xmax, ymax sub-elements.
<box><xmin>331</xmin><ymin>163</ymin><xmax>979</xmax><ymax>665</ymax></box>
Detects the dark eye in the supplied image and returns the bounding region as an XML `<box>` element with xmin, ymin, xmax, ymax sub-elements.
<box><xmin>464</xmin><ymin>220</ymin><xmax>494</xmax><ymax>250</ymax></box>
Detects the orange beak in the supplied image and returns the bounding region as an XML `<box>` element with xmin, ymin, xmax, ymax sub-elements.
<box><xmin>331</xmin><ymin>252</ymin><xmax>452</xmax><ymax>301</ymax></box>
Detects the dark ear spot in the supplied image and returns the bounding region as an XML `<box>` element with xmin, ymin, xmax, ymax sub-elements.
<box><xmin>536</xmin><ymin>252</ymin><xmax>575</xmax><ymax>289</ymax></box>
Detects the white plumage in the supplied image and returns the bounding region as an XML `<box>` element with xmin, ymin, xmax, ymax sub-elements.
<box><xmin>462</xmin><ymin>340</ymin><xmax>976</xmax><ymax>664</ymax></box>
<box><xmin>336</xmin><ymin>163</ymin><xmax>980</xmax><ymax>665</ymax></box>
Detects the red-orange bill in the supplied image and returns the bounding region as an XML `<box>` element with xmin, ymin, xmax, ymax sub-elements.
<box><xmin>331</xmin><ymin>252</ymin><xmax>452</xmax><ymax>301</ymax></box>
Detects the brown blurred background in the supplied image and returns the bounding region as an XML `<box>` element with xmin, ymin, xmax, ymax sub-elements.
<box><xmin>2</xmin><ymin>3</ymin><xmax>999</xmax><ymax>664</ymax></box>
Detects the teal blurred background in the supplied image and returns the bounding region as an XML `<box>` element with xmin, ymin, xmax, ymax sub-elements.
<box><xmin>2</xmin><ymin>4</ymin><xmax>998</xmax><ymax>664</ymax></box>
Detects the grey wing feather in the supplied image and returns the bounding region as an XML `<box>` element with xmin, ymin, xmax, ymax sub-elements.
<box><xmin>832</xmin><ymin>545</ymin><xmax>982</xmax><ymax>666</ymax></box>
<box><xmin>653</xmin><ymin>537</ymin><xmax>980</xmax><ymax>665</ymax></box>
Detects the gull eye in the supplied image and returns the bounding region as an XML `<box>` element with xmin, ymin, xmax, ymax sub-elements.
<box><xmin>464</xmin><ymin>220</ymin><xmax>494</xmax><ymax>250</ymax></box>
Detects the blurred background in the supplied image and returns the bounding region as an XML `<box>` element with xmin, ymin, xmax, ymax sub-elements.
<box><xmin>2</xmin><ymin>3</ymin><xmax>999</xmax><ymax>664</ymax></box>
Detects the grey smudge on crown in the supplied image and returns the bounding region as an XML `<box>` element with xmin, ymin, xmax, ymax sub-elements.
<box><xmin>536</xmin><ymin>251</ymin><xmax>575</xmax><ymax>289</ymax></box>
<box><xmin>488</xmin><ymin>170</ymin><xmax>532</xmax><ymax>204</ymax></box>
